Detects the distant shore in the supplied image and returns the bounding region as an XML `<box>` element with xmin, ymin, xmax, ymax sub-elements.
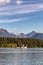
<box><xmin>0</xmin><ymin>37</ymin><xmax>43</xmax><ymax>48</ymax></box>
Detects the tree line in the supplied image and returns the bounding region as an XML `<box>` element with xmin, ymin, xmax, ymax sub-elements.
<box><xmin>0</xmin><ymin>37</ymin><xmax>43</xmax><ymax>48</ymax></box>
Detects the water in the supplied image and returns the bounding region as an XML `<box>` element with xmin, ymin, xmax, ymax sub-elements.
<box><xmin>0</xmin><ymin>48</ymin><xmax>43</xmax><ymax>65</ymax></box>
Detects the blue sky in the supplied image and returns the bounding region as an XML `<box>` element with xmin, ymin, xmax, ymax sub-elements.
<box><xmin>0</xmin><ymin>0</ymin><xmax>43</xmax><ymax>33</ymax></box>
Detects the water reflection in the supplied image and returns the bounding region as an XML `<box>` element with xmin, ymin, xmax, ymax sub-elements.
<box><xmin>0</xmin><ymin>48</ymin><xmax>43</xmax><ymax>65</ymax></box>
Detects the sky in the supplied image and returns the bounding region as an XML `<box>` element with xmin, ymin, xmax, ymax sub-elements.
<box><xmin>0</xmin><ymin>0</ymin><xmax>43</xmax><ymax>33</ymax></box>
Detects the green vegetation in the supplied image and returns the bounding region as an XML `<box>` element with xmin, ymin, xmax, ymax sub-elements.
<box><xmin>0</xmin><ymin>37</ymin><xmax>43</xmax><ymax>48</ymax></box>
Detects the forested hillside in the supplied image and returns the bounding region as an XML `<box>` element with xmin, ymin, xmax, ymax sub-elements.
<box><xmin>0</xmin><ymin>38</ymin><xmax>43</xmax><ymax>48</ymax></box>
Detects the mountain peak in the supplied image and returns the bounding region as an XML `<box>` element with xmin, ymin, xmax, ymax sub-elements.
<box><xmin>32</xmin><ymin>31</ymin><xmax>36</xmax><ymax>33</ymax></box>
<box><xmin>0</xmin><ymin>28</ymin><xmax>9</xmax><ymax>34</ymax></box>
<box><xmin>26</xmin><ymin>31</ymin><xmax>36</xmax><ymax>38</ymax></box>
<box><xmin>0</xmin><ymin>28</ymin><xmax>43</xmax><ymax>40</ymax></box>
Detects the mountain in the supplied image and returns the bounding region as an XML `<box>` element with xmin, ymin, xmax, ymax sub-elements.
<box><xmin>0</xmin><ymin>28</ymin><xmax>43</xmax><ymax>40</ymax></box>
<box><xmin>0</xmin><ymin>28</ymin><xmax>16</xmax><ymax>38</ymax></box>
<box><xmin>32</xmin><ymin>33</ymin><xmax>43</xmax><ymax>40</ymax></box>
<box><xmin>26</xmin><ymin>31</ymin><xmax>36</xmax><ymax>38</ymax></box>
<box><xmin>17</xmin><ymin>33</ymin><xmax>26</xmax><ymax>38</ymax></box>
<box><xmin>0</xmin><ymin>29</ymin><xmax>36</xmax><ymax>38</ymax></box>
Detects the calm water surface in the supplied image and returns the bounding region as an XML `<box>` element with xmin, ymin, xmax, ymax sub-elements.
<box><xmin>0</xmin><ymin>48</ymin><xmax>43</xmax><ymax>65</ymax></box>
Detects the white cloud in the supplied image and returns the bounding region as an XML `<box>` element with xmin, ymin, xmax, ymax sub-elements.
<box><xmin>14</xmin><ymin>4</ymin><xmax>43</xmax><ymax>14</ymax></box>
<box><xmin>0</xmin><ymin>3</ymin><xmax>43</xmax><ymax>15</ymax></box>
<box><xmin>0</xmin><ymin>3</ymin><xmax>43</xmax><ymax>23</ymax></box>
<box><xmin>0</xmin><ymin>18</ymin><xmax>28</xmax><ymax>22</ymax></box>
<box><xmin>15</xmin><ymin>0</ymin><xmax>23</xmax><ymax>5</ymax></box>
<box><xmin>0</xmin><ymin>0</ymin><xmax>11</xmax><ymax>4</ymax></box>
